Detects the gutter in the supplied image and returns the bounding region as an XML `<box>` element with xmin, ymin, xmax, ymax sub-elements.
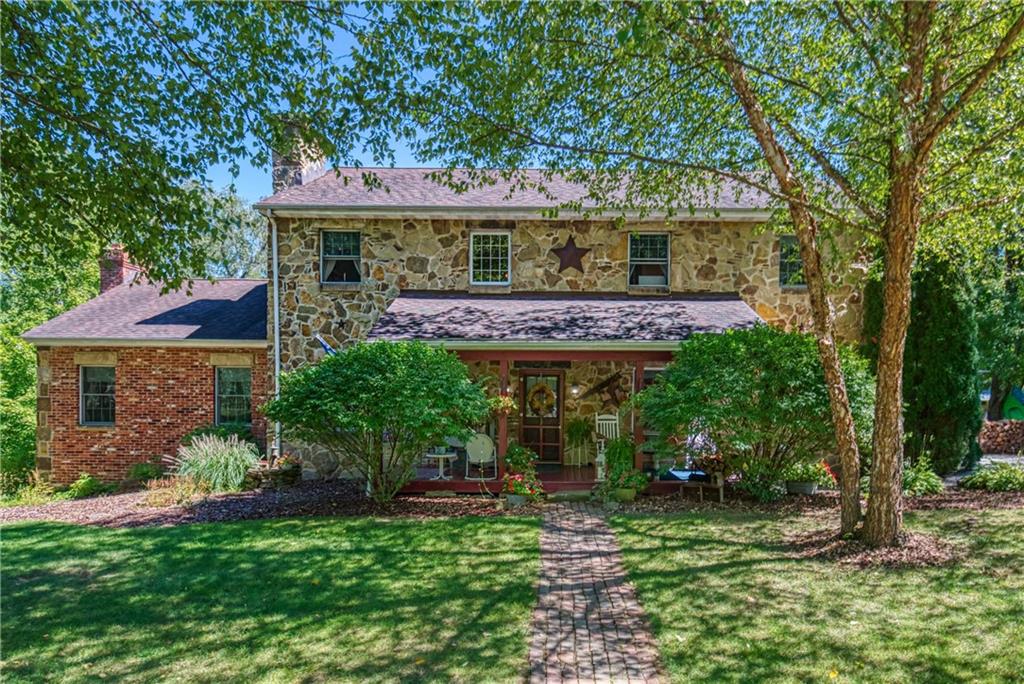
<box><xmin>262</xmin><ymin>209</ymin><xmax>283</xmax><ymax>460</ymax></box>
<box><xmin>21</xmin><ymin>337</ymin><xmax>268</xmax><ymax>349</ymax></box>
<box><xmin>251</xmin><ymin>204</ymin><xmax>774</xmax><ymax>223</ymax></box>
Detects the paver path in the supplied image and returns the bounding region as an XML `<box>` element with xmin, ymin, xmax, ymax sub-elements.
<box><xmin>528</xmin><ymin>503</ymin><xmax>662</xmax><ymax>683</ymax></box>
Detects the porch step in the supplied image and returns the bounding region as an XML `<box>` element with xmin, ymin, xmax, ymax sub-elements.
<box><xmin>548</xmin><ymin>490</ymin><xmax>592</xmax><ymax>502</ymax></box>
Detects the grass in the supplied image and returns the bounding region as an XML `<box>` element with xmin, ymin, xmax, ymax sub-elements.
<box><xmin>611</xmin><ymin>508</ymin><xmax>1024</xmax><ymax>683</ymax></box>
<box><xmin>1</xmin><ymin>515</ymin><xmax>541</xmax><ymax>683</ymax></box>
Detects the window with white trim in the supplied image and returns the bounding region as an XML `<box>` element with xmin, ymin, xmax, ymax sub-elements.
<box><xmin>215</xmin><ymin>367</ymin><xmax>252</xmax><ymax>426</ymax></box>
<box><xmin>779</xmin><ymin>235</ymin><xmax>806</xmax><ymax>287</ymax></box>
<box><xmin>470</xmin><ymin>232</ymin><xmax>512</xmax><ymax>285</ymax></box>
<box><xmin>628</xmin><ymin>233</ymin><xmax>669</xmax><ymax>287</ymax></box>
<box><xmin>80</xmin><ymin>366</ymin><xmax>115</xmax><ymax>425</ymax></box>
<box><xmin>321</xmin><ymin>230</ymin><xmax>361</xmax><ymax>283</ymax></box>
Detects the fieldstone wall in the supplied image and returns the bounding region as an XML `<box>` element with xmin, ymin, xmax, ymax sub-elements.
<box><xmin>271</xmin><ymin>216</ymin><xmax>867</xmax><ymax>370</ymax></box>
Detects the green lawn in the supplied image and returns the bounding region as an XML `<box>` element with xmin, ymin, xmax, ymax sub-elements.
<box><xmin>612</xmin><ymin>508</ymin><xmax>1024</xmax><ymax>684</ymax></box>
<box><xmin>1</xmin><ymin>516</ymin><xmax>540</xmax><ymax>683</ymax></box>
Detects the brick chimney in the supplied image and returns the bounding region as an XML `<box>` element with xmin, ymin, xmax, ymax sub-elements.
<box><xmin>99</xmin><ymin>244</ymin><xmax>143</xmax><ymax>293</ymax></box>
<box><xmin>271</xmin><ymin>126</ymin><xmax>327</xmax><ymax>193</ymax></box>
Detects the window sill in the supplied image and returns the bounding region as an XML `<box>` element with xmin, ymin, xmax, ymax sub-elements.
<box><xmin>627</xmin><ymin>286</ymin><xmax>671</xmax><ymax>296</ymax></box>
<box><xmin>780</xmin><ymin>284</ymin><xmax>809</xmax><ymax>293</ymax></box>
<box><xmin>78</xmin><ymin>424</ymin><xmax>114</xmax><ymax>431</ymax></box>
<box><xmin>468</xmin><ymin>284</ymin><xmax>512</xmax><ymax>294</ymax></box>
<box><xmin>319</xmin><ymin>281</ymin><xmax>364</xmax><ymax>292</ymax></box>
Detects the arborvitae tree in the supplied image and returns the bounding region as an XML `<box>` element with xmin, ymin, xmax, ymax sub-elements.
<box><xmin>864</xmin><ymin>254</ymin><xmax>982</xmax><ymax>474</ymax></box>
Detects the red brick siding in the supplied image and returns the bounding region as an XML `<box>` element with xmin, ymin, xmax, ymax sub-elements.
<box><xmin>41</xmin><ymin>346</ymin><xmax>269</xmax><ymax>484</ymax></box>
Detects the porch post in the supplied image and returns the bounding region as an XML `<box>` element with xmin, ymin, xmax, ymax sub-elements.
<box><xmin>633</xmin><ymin>360</ymin><xmax>645</xmax><ymax>470</ymax></box>
<box><xmin>497</xmin><ymin>358</ymin><xmax>509</xmax><ymax>479</ymax></box>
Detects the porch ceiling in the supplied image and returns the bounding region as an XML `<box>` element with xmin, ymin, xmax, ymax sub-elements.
<box><xmin>367</xmin><ymin>291</ymin><xmax>761</xmax><ymax>349</ymax></box>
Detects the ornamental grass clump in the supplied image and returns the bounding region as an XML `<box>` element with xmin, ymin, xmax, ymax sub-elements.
<box><xmin>171</xmin><ymin>434</ymin><xmax>259</xmax><ymax>492</ymax></box>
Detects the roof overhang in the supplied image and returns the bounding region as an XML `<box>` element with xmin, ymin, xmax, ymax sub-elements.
<box><xmin>22</xmin><ymin>337</ymin><xmax>268</xmax><ymax>349</ymax></box>
<box><xmin>418</xmin><ymin>339</ymin><xmax>681</xmax><ymax>351</ymax></box>
<box><xmin>257</xmin><ymin>205</ymin><xmax>774</xmax><ymax>222</ymax></box>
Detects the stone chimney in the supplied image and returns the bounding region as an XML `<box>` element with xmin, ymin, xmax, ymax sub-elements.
<box><xmin>99</xmin><ymin>244</ymin><xmax>143</xmax><ymax>293</ymax></box>
<box><xmin>271</xmin><ymin>127</ymin><xmax>327</xmax><ymax>193</ymax></box>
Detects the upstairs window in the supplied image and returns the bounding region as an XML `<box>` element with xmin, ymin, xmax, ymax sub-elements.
<box><xmin>628</xmin><ymin>234</ymin><xmax>669</xmax><ymax>287</ymax></box>
<box><xmin>215</xmin><ymin>367</ymin><xmax>252</xmax><ymax>426</ymax></box>
<box><xmin>470</xmin><ymin>232</ymin><xmax>512</xmax><ymax>285</ymax></box>
<box><xmin>80</xmin><ymin>366</ymin><xmax>115</xmax><ymax>426</ymax></box>
<box><xmin>779</xmin><ymin>235</ymin><xmax>806</xmax><ymax>287</ymax></box>
<box><xmin>321</xmin><ymin>230</ymin><xmax>361</xmax><ymax>283</ymax></box>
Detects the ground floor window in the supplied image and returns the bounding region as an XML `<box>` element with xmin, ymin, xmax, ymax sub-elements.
<box><xmin>215</xmin><ymin>367</ymin><xmax>252</xmax><ymax>425</ymax></box>
<box><xmin>80</xmin><ymin>366</ymin><xmax>115</xmax><ymax>425</ymax></box>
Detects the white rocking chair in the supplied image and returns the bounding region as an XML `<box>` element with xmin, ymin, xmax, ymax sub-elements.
<box><xmin>464</xmin><ymin>433</ymin><xmax>497</xmax><ymax>481</ymax></box>
<box><xmin>594</xmin><ymin>414</ymin><xmax>620</xmax><ymax>481</ymax></box>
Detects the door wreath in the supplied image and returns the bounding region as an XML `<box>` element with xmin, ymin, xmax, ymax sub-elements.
<box><xmin>527</xmin><ymin>382</ymin><xmax>557</xmax><ymax>416</ymax></box>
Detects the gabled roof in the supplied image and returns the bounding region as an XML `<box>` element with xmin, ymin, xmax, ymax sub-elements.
<box><xmin>256</xmin><ymin>167</ymin><xmax>772</xmax><ymax>217</ymax></box>
<box><xmin>23</xmin><ymin>280</ymin><xmax>267</xmax><ymax>347</ymax></box>
<box><xmin>367</xmin><ymin>291</ymin><xmax>760</xmax><ymax>349</ymax></box>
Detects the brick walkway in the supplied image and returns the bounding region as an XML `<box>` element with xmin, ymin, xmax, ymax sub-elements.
<box><xmin>528</xmin><ymin>503</ymin><xmax>662</xmax><ymax>683</ymax></box>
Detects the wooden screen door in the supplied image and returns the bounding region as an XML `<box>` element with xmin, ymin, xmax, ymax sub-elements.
<box><xmin>520</xmin><ymin>371</ymin><xmax>563</xmax><ymax>463</ymax></box>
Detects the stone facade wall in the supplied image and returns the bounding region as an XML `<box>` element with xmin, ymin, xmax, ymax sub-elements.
<box><xmin>37</xmin><ymin>346</ymin><xmax>269</xmax><ymax>484</ymax></box>
<box><xmin>272</xmin><ymin>216</ymin><xmax>866</xmax><ymax>370</ymax></box>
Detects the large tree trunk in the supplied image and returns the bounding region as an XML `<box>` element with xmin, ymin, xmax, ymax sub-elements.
<box><xmin>863</xmin><ymin>170</ymin><xmax>922</xmax><ymax>546</ymax></box>
<box><xmin>713</xmin><ymin>29</ymin><xmax>863</xmax><ymax>534</ymax></box>
<box><xmin>987</xmin><ymin>379</ymin><xmax>1009</xmax><ymax>421</ymax></box>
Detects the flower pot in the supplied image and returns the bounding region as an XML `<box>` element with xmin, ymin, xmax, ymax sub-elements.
<box><xmin>613</xmin><ymin>487</ymin><xmax>637</xmax><ymax>502</ymax></box>
<box><xmin>786</xmin><ymin>481</ymin><xmax>818</xmax><ymax>496</ymax></box>
<box><xmin>507</xmin><ymin>494</ymin><xmax>527</xmax><ymax>507</ymax></box>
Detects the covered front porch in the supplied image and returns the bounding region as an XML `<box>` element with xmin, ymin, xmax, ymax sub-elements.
<box><xmin>367</xmin><ymin>291</ymin><xmax>762</xmax><ymax>496</ymax></box>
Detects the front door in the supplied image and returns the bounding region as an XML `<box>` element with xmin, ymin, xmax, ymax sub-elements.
<box><xmin>520</xmin><ymin>371</ymin><xmax>563</xmax><ymax>463</ymax></box>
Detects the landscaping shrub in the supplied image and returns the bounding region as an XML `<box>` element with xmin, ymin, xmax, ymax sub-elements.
<box><xmin>0</xmin><ymin>396</ymin><xmax>36</xmax><ymax>494</ymax></box>
<box><xmin>635</xmin><ymin>326</ymin><xmax>874</xmax><ymax>501</ymax></box>
<box><xmin>863</xmin><ymin>253</ymin><xmax>983</xmax><ymax>473</ymax></box>
<box><xmin>182</xmin><ymin>423</ymin><xmax>259</xmax><ymax>451</ymax></box>
<box><xmin>0</xmin><ymin>471</ymin><xmax>60</xmax><ymax>507</ymax></box>
<box><xmin>782</xmin><ymin>460</ymin><xmax>837</xmax><ymax>488</ymax></box>
<box><xmin>143</xmin><ymin>475</ymin><xmax>212</xmax><ymax>507</ymax></box>
<box><xmin>596</xmin><ymin>437</ymin><xmax>647</xmax><ymax>498</ymax></box>
<box><xmin>902</xmin><ymin>455</ymin><xmax>945</xmax><ymax>497</ymax></box>
<box><xmin>126</xmin><ymin>460</ymin><xmax>164</xmax><ymax>484</ymax></box>
<box><xmin>172</xmin><ymin>434</ymin><xmax>259</xmax><ymax>492</ymax></box>
<box><xmin>264</xmin><ymin>341</ymin><xmax>489</xmax><ymax>503</ymax></box>
<box><xmin>66</xmin><ymin>473</ymin><xmax>113</xmax><ymax>499</ymax></box>
<box><xmin>961</xmin><ymin>462</ymin><xmax>1024</xmax><ymax>492</ymax></box>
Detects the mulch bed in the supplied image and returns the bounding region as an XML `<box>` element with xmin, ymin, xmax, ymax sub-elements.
<box><xmin>618</xmin><ymin>487</ymin><xmax>1024</xmax><ymax>516</ymax></box>
<box><xmin>786</xmin><ymin>528</ymin><xmax>961</xmax><ymax>569</ymax></box>
<box><xmin>0</xmin><ymin>480</ymin><xmax>541</xmax><ymax>529</ymax></box>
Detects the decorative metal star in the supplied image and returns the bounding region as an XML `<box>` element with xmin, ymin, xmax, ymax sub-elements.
<box><xmin>551</xmin><ymin>236</ymin><xmax>591</xmax><ymax>273</ymax></box>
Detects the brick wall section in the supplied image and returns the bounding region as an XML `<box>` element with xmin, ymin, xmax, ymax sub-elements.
<box><xmin>37</xmin><ymin>345</ymin><xmax>269</xmax><ymax>484</ymax></box>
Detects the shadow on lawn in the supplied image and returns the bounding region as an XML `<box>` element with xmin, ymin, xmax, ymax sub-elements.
<box><xmin>1</xmin><ymin>516</ymin><xmax>541</xmax><ymax>683</ymax></box>
<box><xmin>610</xmin><ymin>509</ymin><xmax>1024</xmax><ymax>684</ymax></box>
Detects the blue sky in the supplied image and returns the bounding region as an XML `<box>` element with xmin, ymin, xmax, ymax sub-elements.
<box><xmin>206</xmin><ymin>131</ymin><xmax>427</xmax><ymax>204</ymax></box>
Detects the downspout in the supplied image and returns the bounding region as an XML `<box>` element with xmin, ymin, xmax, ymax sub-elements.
<box><xmin>263</xmin><ymin>209</ymin><xmax>283</xmax><ymax>460</ymax></box>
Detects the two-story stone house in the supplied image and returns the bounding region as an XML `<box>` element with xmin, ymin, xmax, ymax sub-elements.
<box><xmin>24</xmin><ymin>154</ymin><xmax>865</xmax><ymax>491</ymax></box>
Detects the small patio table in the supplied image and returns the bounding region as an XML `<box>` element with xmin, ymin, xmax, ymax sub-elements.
<box><xmin>425</xmin><ymin>451</ymin><xmax>458</xmax><ymax>480</ymax></box>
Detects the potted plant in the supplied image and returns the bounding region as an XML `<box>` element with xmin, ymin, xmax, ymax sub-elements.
<box><xmin>782</xmin><ymin>460</ymin><xmax>836</xmax><ymax>495</ymax></box>
<box><xmin>502</xmin><ymin>442</ymin><xmax>543</xmax><ymax>506</ymax></box>
<box><xmin>606</xmin><ymin>466</ymin><xmax>648</xmax><ymax>501</ymax></box>
<box><xmin>596</xmin><ymin>437</ymin><xmax>647</xmax><ymax>501</ymax></box>
<box><xmin>565</xmin><ymin>416</ymin><xmax>593</xmax><ymax>463</ymax></box>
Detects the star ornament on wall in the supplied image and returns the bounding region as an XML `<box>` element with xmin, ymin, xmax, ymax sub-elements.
<box><xmin>551</xmin><ymin>236</ymin><xmax>592</xmax><ymax>273</ymax></box>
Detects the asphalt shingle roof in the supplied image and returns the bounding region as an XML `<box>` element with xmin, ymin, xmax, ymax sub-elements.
<box><xmin>256</xmin><ymin>168</ymin><xmax>771</xmax><ymax>211</ymax></box>
<box><xmin>23</xmin><ymin>280</ymin><xmax>267</xmax><ymax>343</ymax></box>
<box><xmin>367</xmin><ymin>292</ymin><xmax>760</xmax><ymax>345</ymax></box>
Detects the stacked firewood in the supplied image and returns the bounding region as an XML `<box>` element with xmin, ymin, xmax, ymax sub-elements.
<box><xmin>979</xmin><ymin>420</ymin><xmax>1024</xmax><ymax>455</ymax></box>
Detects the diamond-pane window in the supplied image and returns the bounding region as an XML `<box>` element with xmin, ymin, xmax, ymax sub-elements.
<box><xmin>470</xmin><ymin>232</ymin><xmax>512</xmax><ymax>285</ymax></box>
